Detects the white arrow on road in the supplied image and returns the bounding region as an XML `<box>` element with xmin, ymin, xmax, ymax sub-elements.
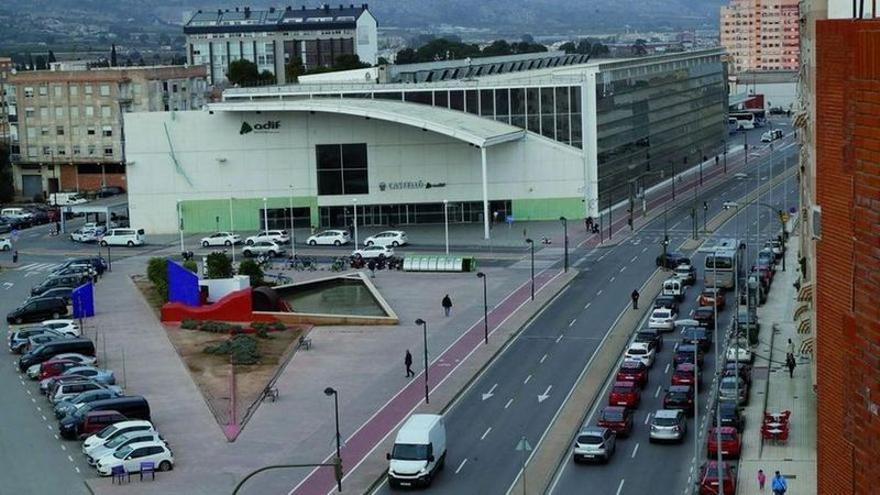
<box><xmin>482</xmin><ymin>383</ymin><xmax>498</xmax><ymax>401</ymax></box>
<box><xmin>538</xmin><ymin>385</ymin><xmax>553</xmax><ymax>403</ymax></box>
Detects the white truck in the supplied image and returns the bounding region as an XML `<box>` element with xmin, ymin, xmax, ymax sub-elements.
<box><xmin>386</xmin><ymin>414</ymin><xmax>447</xmax><ymax>488</ymax></box>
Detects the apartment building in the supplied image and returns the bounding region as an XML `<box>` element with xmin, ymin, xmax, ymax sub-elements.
<box><xmin>6</xmin><ymin>65</ymin><xmax>208</xmax><ymax>199</ymax></box>
<box><xmin>184</xmin><ymin>4</ymin><xmax>378</xmax><ymax>86</ymax></box>
<box><xmin>720</xmin><ymin>0</ymin><xmax>800</xmax><ymax>73</ymax></box>
<box><xmin>0</xmin><ymin>57</ymin><xmax>13</xmax><ymax>141</ymax></box>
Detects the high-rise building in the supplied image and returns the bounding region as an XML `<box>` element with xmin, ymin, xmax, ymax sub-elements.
<box><xmin>6</xmin><ymin>65</ymin><xmax>208</xmax><ymax>199</ymax></box>
<box><xmin>0</xmin><ymin>57</ymin><xmax>13</xmax><ymax>141</ymax></box>
<box><xmin>720</xmin><ymin>0</ymin><xmax>800</xmax><ymax>73</ymax></box>
<box><xmin>184</xmin><ymin>4</ymin><xmax>378</xmax><ymax>86</ymax></box>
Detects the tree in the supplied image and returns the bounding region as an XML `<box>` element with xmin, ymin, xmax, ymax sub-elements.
<box><xmin>226</xmin><ymin>59</ymin><xmax>269</xmax><ymax>87</ymax></box>
<box><xmin>110</xmin><ymin>44</ymin><xmax>117</xmax><ymax>67</ymax></box>
<box><xmin>632</xmin><ymin>39</ymin><xmax>648</xmax><ymax>56</ymax></box>
<box><xmin>576</xmin><ymin>39</ymin><xmax>593</xmax><ymax>55</ymax></box>
<box><xmin>376</xmin><ymin>56</ymin><xmax>389</xmax><ymax>65</ymax></box>
<box><xmin>183</xmin><ymin>260</ymin><xmax>199</xmax><ymax>273</ymax></box>
<box><xmin>394</xmin><ymin>48</ymin><xmax>417</xmax><ymax>64</ymax></box>
<box><xmin>237</xmin><ymin>260</ymin><xmax>264</xmax><ymax>287</ymax></box>
<box><xmin>332</xmin><ymin>54</ymin><xmax>369</xmax><ymax>70</ymax></box>
<box><xmin>34</xmin><ymin>55</ymin><xmax>47</xmax><ymax>70</ymax></box>
<box><xmin>521</xmin><ymin>34</ymin><xmax>535</xmax><ymax>44</ymax></box>
<box><xmin>481</xmin><ymin>40</ymin><xmax>512</xmax><ymax>57</ymax></box>
<box><xmin>559</xmin><ymin>41</ymin><xmax>577</xmax><ymax>54</ymax></box>
<box><xmin>206</xmin><ymin>252</ymin><xmax>233</xmax><ymax>279</ymax></box>
<box><xmin>147</xmin><ymin>257</ymin><xmax>169</xmax><ymax>302</ymax></box>
<box><xmin>591</xmin><ymin>42</ymin><xmax>610</xmax><ymax>57</ymax></box>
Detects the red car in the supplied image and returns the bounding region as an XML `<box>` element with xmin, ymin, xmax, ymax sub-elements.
<box><xmin>609</xmin><ymin>381</ymin><xmax>641</xmax><ymax>409</ymax></box>
<box><xmin>671</xmin><ymin>363</ymin><xmax>700</xmax><ymax>386</ymax></box>
<box><xmin>39</xmin><ymin>360</ymin><xmax>81</xmax><ymax>380</ymax></box>
<box><xmin>698</xmin><ymin>461</ymin><xmax>736</xmax><ymax>495</ymax></box>
<box><xmin>616</xmin><ymin>360</ymin><xmax>649</xmax><ymax>388</ymax></box>
<box><xmin>596</xmin><ymin>406</ymin><xmax>633</xmax><ymax>437</ymax></box>
<box><xmin>698</xmin><ymin>288</ymin><xmax>726</xmax><ymax>310</ymax></box>
<box><xmin>706</xmin><ymin>427</ymin><xmax>742</xmax><ymax>459</ymax></box>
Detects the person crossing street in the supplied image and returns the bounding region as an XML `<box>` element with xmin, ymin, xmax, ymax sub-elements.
<box><xmin>442</xmin><ymin>294</ymin><xmax>453</xmax><ymax>317</ymax></box>
<box><xmin>404</xmin><ymin>350</ymin><xmax>414</xmax><ymax>378</ymax></box>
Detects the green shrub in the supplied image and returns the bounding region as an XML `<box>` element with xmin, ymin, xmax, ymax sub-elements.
<box><xmin>204</xmin><ymin>334</ymin><xmax>261</xmax><ymax>364</ymax></box>
<box><xmin>206</xmin><ymin>252</ymin><xmax>233</xmax><ymax>279</ymax></box>
<box><xmin>269</xmin><ymin>321</ymin><xmax>286</xmax><ymax>331</ymax></box>
<box><xmin>182</xmin><ymin>259</ymin><xmax>199</xmax><ymax>274</ymax></box>
<box><xmin>181</xmin><ymin>319</ymin><xmax>199</xmax><ymax>330</ymax></box>
<box><xmin>256</xmin><ymin>328</ymin><xmax>271</xmax><ymax>339</ymax></box>
<box><xmin>238</xmin><ymin>259</ymin><xmax>264</xmax><ymax>286</ymax></box>
<box><xmin>147</xmin><ymin>257</ymin><xmax>169</xmax><ymax>302</ymax></box>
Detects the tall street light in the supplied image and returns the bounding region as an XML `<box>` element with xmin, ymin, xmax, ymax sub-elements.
<box><xmin>477</xmin><ymin>272</ymin><xmax>488</xmax><ymax>344</ymax></box>
<box><xmin>559</xmin><ymin>216</ymin><xmax>568</xmax><ymax>272</ymax></box>
<box><xmin>352</xmin><ymin>198</ymin><xmax>359</xmax><ymax>247</ymax></box>
<box><xmin>443</xmin><ymin>199</ymin><xmax>449</xmax><ymax>255</ymax></box>
<box><xmin>414</xmin><ymin>318</ymin><xmax>429</xmax><ymax>404</ymax></box>
<box><xmin>229</xmin><ymin>196</ymin><xmax>236</xmax><ymax>265</ymax></box>
<box><xmin>525</xmin><ymin>238</ymin><xmax>535</xmax><ymax>301</ymax></box>
<box><xmin>262</xmin><ymin>197</ymin><xmax>269</xmax><ymax>232</ymax></box>
<box><xmin>176</xmin><ymin>199</ymin><xmax>185</xmax><ymax>254</ymax></box>
<box><xmin>323</xmin><ymin>387</ymin><xmax>343</xmax><ymax>492</ymax></box>
<box><xmin>289</xmin><ymin>185</ymin><xmax>296</xmax><ymax>259</ymax></box>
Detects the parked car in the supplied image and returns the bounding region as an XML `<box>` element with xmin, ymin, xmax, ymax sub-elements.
<box><xmin>0</xmin><ymin>237</ymin><xmax>10</xmax><ymax>251</ymax></box>
<box><xmin>736</xmin><ymin>309</ymin><xmax>761</xmax><ymax>333</ymax></box>
<box><xmin>70</xmin><ymin>228</ymin><xmax>101</xmax><ymax>243</ymax></box>
<box><xmin>245</xmin><ymin>230</ymin><xmax>290</xmax><ymax>245</ymax></box>
<box><xmin>663</xmin><ymin>385</ymin><xmax>695</xmax><ymax>415</ymax></box>
<box><xmin>27</xmin><ymin>352</ymin><xmax>97</xmax><ymax>378</ymax></box>
<box><xmin>596</xmin><ymin>406</ymin><xmax>633</xmax><ymax>437</ymax></box>
<box><xmin>18</xmin><ymin>338</ymin><xmax>96</xmax><ymax>372</ymax></box>
<box><xmin>7</xmin><ymin>297</ymin><xmax>69</xmax><ymax>324</ymax></box>
<box><xmin>723</xmin><ymin>362</ymin><xmax>752</xmax><ymax>385</ymax></box>
<box><xmin>674</xmin><ymin>264</ymin><xmax>696</xmax><ymax>285</ymax></box>
<box><xmin>653</xmin><ymin>295</ymin><xmax>680</xmax><ymax>314</ymax></box>
<box><xmin>96</xmin><ymin>440</ymin><xmax>174</xmax><ymax>476</ymax></box>
<box><xmin>241</xmin><ymin>240</ymin><xmax>286</xmax><ymax>258</ymax></box>
<box><xmin>697</xmin><ymin>461</ymin><xmax>736</xmax><ymax>495</ymax></box>
<box><xmin>726</xmin><ymin>344</ymin><xmax>753</xmax><ymax>363</ymax></box>
<box><xmin>608</xmin><ymin>381</ymin><xmax>641</xmax><ymax>409</ymax></box>
<box><xmin>718</xmin><ymin>376</ymin><xmax>749</xmax><ymax>405</ymax></box>
<box><xmin>53</xmin><ymin>257</ymin><xmax>107</xmax><ymax>273</ymax></box>
<box><xmin>649</xmin><ymin>409</ymin><xmax>687</xmax><ymax>443</ymax></box>
<box><xmin>680</xmin><ymin>327</ymin><xmax>712</xmax><ymax>351</ymax></box>
<box><xmin>656</xmin><ymin>252</ymin><xmax>690</xmax><ymax>269</ymax></box>
<box><xmin>39</xmin><ymin>319</ymin><xmax>81</xmax><ymax>337</ymax></box>
<box><xmin>52</xmin><ymin>264</ymin><xmax>97</xmax><ymax>279</ymax></box>
<box><xmin>54</xmin><ymin>388</ymin><xmax>123</xmax><ymax>419</ymax></box>
<box><xmin>25</xmin><ymin>287</ymin><xmax>74</xmax><ymax>305</ymax></box>
<box><xmin>616</xmin><ymin>360</ymin><xmax>649</xmax><ymax>388</ymax></box>
<box><xmin>765</xmin><ymin>239</ymin><xmax>783</xmax><ymax>257</ymax></box>
<box><xmin>761</xmin><ymin>128</ymin><xmax>784</xmax><ymax>142</ymax></box>
<box><xmin>758</xmin><ymin>247</ymin><xmax>777</xmax><ymax>267</ymax></box>
<box><xmin>8</xmin><ymin>327</ymin><xmax>57</xmax><ymax>353</ymax></box>
<box><xmin>707</xmin><ymin>427</ymin><xmax>742</xmax><ymax>459</ymax></box>
<box><xmin>27</xmin><ymin>332</ymin><xmax>70</xmax><ymax>353</ymax></box>
<box><xmin>37</xmin><ymin>359</ymin><xmax>82</xmax><ymax>380</ymax></box>
<box><xmin>649</xmin><ymin>308</ymin><xmax>676</xmax><ymax>331</ymax></box>
<box><xmin>624</xmin><ymin>342</ymin><xmax>655</xmax><ymax>368</ymax></box>
<box><xmin>51</xmin><ymin>381</ymin><xmax>119</xmax><ymax>405</ymax></box>
<box><xmin>200</xmin><ymin>232</ymin><xmax>241</xmax><ymax>247</ymax></box>
<box><xmin>363</xmin><ymin>230</ymin><xmax>408</xmax><ymax>247</ymax></box>
<box><xmin>87</xmin><ymin>431</ymin><xmax>165</xmax><ymax>467</ymax></box>
<box><xmin>59</xmin><ymin>396</ymin><xmax>151</xmax><ymax>439</ymax></box>
<box><xmin>60</xmin><ymin>410</ymin><xmax>127</xmax><ymax>440</ymax></box>
<box><xmin>351</xmin><ymin>245</ymin><xmax>394</xmax><ymax>260</ymax></box>
<box><xmin>661</xmin><ymin>277</ymin><xmax>686</xmax><ymax>302</ymax></box>
<box><xmin>572</xmin><ymin>426</ymin><xmax>616</xmax><ymax>463</ymax></box>
<box><xmin>0</xmin><ymin>220</ymin><xmax>12</xmax><ymax>234</ymax></box>
<box><xmin>306</xmin><ymin>229</ymin><xmax>351</xmax><ymax>246</ymax></box>
<box><xmin>95</xmin><ymin>186</ymin><xmax>126</xmax><ymax>198</ymax></box>
<box><xmin>714</xmin><ymin>402</ymin><xmax>745</xmax><ymax>431</ymax></box>
<box><xmin>42</xmin><ymin>374</ymin><xmax>96</xmax><ymax>395</ymax></box>
<box><xmin>30</xmin><ymin>273</ymin><xmax>91</xmax><ymax>297</ymax></box>
<box><xmin>99</xmin><ymin>228</ymin><xmax>145</xmax><ymax>247</ymax></box>
<box><xmin>634</xmin><ymin>328</ymin><xmax>664</xmax><ymax>353</ymax></box>
<box><xmin>82</xmin><ymin>420</ymin><xmax>155</xmax><ymax>452</ymax></box>
<box><xmin>671</xmin><ymin>363</ymin><xmax>700</xmax><ymax>387</ymax></box>
<box><xmin>692</xmin><ymin>306</ymin><xmax>716</xmax><ymax>328</ymax></box>
<box><xmin>53</xmin><ymin>366</ymin><xmax>115</xmax><ymax>387</ymax></box>
<box><xmin>698</xmin><ymin>288</ymin><xmax>726</xmax><ymax>310</ymax></box>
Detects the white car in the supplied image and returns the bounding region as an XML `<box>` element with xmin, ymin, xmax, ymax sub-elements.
<box><xmin>70</xmin><ymin>228</ymin><xmax>100</xmax><ymax>243</ymax></box>
<box><xmin>200</xmin><ymin>232</ymin><xmax>241</xmax><ymax>247</ymax></box>
<box><xmin>726</xmin><ymin>344</ymin><xmax>754</xmax><ymax>363</ymax></box>
<box><xmin>241</xmin><ymin>240</ymin><xmax>286</xmax><ymax>258</ymax></box>
<box><xmin>41</xmin><ymin>319</ymin><xmax>81</xmax><ymax>337</ymax></box>
<box><xmin>624</xmin><ymin>342</ymin><xmax>656</xmax><ymax>368</ymax></box>
<box><xmin>87</xmin><ymin>431</ymin><xmax>165</xmax><ymax>467</ymax></box>
<box><xmin>245</xmin><ymin>230</ymin><xmax>290</xmax><ymax>245</ymax></box>
<box><xmin>648</xmin><ymin>308</ymin><xmax>677</xmax><ymax>331</ymax></box>
<box><xmin>363</xmin><ymin>230</ymin><xmax>408</xmax><ymax>247</ymax></box>
<box><xmin>761</xmin><ymin>129</ymin><xmax>784</xmax><ymax>142</ymax></box>
<box><xmin>306</xmin><ymin>230</ymin><xmax>351</xmax><ymax>246</ymax></box>
<box><xmin>26</xmin><ymin>352</ymin><xmax>97</xmax><ymax>379</ymax></box>
<box><xmin>96</xmin><ymin>440</ymin><xmax>174</xmax><ymax>476</ymax></box>
<box><xmin>351</xmin><ymin>245</ymin><xmax>394</xmax><ymax>260</ymax></box>
<box><xmin>0</xmin><ymin>237</ymin><xmax>10</xmax><ymax>251</ymax></box>
<box><xmin>83</xmin><ymin>222</ymin><xmax>115</xmax><ymax>233</ymax></box>
<box><xmin>83</xmin><ymin>420</ymin><xmax>155</xmax><ymax>452</ymax></box>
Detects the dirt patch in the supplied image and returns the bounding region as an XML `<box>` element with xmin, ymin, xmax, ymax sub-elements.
<box><xmin>132</xmin><ymin>274</ymin><xmax>164</xmax><ymax>319</ymax></box>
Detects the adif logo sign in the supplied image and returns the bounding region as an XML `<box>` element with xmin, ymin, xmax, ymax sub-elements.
<box><xmin>239</xmin><ymin>120</ymin><xmax>281</xmax><ymax>135</ymax></box>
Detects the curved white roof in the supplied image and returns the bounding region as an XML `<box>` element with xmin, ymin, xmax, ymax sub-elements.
<box><xmin>208</xmin><ymin>98</ymin><xmax>525</xmax><ymax>148</ymax></box>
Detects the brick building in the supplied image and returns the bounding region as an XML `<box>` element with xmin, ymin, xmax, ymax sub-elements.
<box><xmin>812</xmin><ymin>18</ymin><xmax>880</xmax><ymax>494</ymax></box>
<box><xmin>0</xmin><ymin>57</ymin><xmax>12</xmax><ymax>141</ymax></box>
<box><xmin>720</xmin><ymin>0</ymin><xmax>801</xmax><ymax>73</ymax></box>
<box><xmin>6</xmin><ymin>65</ymin><xmax>208</xmax><ymax>199</ymax></box>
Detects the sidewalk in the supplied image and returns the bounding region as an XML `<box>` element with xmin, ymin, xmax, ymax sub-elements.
<box><xmin>736</xmin><ymin>232</ymin><xmax>816</xmax><ymax>495</ymax></box>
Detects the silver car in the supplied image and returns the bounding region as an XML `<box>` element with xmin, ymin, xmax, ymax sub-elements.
<box><xmin>87</xmin><ymin>431</ymin><xmax>165</xmax><ymax>466</ymax></box>
<box><xmin>572</xmin><ymin>426</ymin><xmax>616</xmax><ymax>463</ymax></box>
<box><xmin>649</xmin><ymin>409</ymin><xmax>687</xmax><ymax>443</ymax></box>
<box><xmin>241</xmin><ymin>240</ymin><xmax>286</xmax><ymax>258</ymax></box>
<box><xmin>718</xmin><ymin>376</ymin><xmax>749</xmax><ymax>405</ymax></box>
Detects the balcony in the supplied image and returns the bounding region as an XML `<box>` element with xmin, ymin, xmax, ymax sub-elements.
<box><xmin>9</xmin><ymin>153</ymin><xmax>21</xmax><ymax>164</ymax></box>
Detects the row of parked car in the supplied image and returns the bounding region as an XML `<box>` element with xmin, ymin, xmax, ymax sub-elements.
<box><xmin>198</xmin><ymin>229</ymin><xmax>410</xmax><ymax>260</ymax></box>
<box><xmin>6</xmin><ymin>257</ymin><xmax>174</xmax><ymax>477</ymax></box>
<box><xmin>5</xmin><ymin>257</ymin><xmax>108</xmax><ymax>324</ymax></box>
<box><xmin>1</xmin><ymin>204</ymin><xmax>59</xmax><ymax>233</ymax></box>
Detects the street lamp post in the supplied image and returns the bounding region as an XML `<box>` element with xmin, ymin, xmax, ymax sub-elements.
<box><xmin>559</xmin><ymin>216</ymin><xmax>568</xmax><ymax>272</ymax></box>
<box><xmin>229</xmin><ymin>196</ymin><xmax>236</xmax><ymax>265</ymax></box>
<box><xmin>323</xmin><ymin>387</ymin><xmax>343</xmax><ymax>493</ymax></box>
<box><xmin>177</xmin><ymin>199</ymin><xmax>185</xmax><ymax>254</ymax></box>
<box><xmin>661</xmin><ymin>204</ymin><xmax>669</xmax><ymax>270</ymax></box>
<box><xmin>443</xmin><ymin>199</ymin><xmax>449</xmax><ymax>255</ymax></box>
<box><xmin>525</xmin><ymin>239</ymin><xmax>535</xmax><ymax>301</ymax></box>
<box><xmin>477</xmin><ymin>272</ymin><xmax>488</xmax><ymax>344</ymax></box>
<box><xmin>262</xmin><ymin>197</ymin><xmax>269</xmax><ymax>232</ymax></box>
<box><xmin>289</xmin><ymin>185</ymin><xmax>296</xmax><ymax>259</ymax></box>
<box><xmin>352</xmin><ymin>199</ymin><xmax>359</xmax><ymax>247</ymax></box>
<box><xmin>414</xmin><ymin>319</ymin><xmax>429</xmax><ymax>404</ymax></box>
<box><xmin>670</xmin><ymin>159</ymin><xmax>676</xmax><ymax>200</ymax></box>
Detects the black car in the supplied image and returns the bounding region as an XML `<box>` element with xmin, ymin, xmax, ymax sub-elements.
<box><xmin>692</xmin><ymin>306</ymin><xmax>716</xmax><ymax>328</ymax></box>
<box><xmin>653</xmin><ymin>295</ymin><xmax>680</xmax><ymax>314</ymax></box>
<box><xmin>673</xmin><ymin>343</ymin><xmax>704</xmax><ymax>367</ymax></box>
<box><xmin>714</xmin><ymin>402</ymin><xmax>744</xmax><ymax>431</ymax></box>
<box><xmin>55</xmin><ymin>256</ymin><xmax>107</xmax><ymax>273</ymax></box>
<box><xmin>18</xmin><ymin>338</ymin><xmax>95</xmax><ymax>372</ymax></box>
<box><xmin>7</xmin><ymin>297</ymin><xmax>69</xmax><ymax>324</ymax></box>
<box><xmin>2</xmin><ymin>215</ymin><xmax>31</xmax><ymax>229</ymax></box>
<box><xmin>26</xmin><ymin>287</ymin><xmax>74</xmax><ymax>304</ymax></box>
<box><xmin>59</xmin><ymin>395</ymin><xmax>150</xmax><ymax>439</ymax></box>
<box><xmin>0</xmin><ymin>220</ymin><xmax>11</xmax><ymax>234</ymax></box>
<box><xmin>30</xmin><ymin>273</ymin><xmax>91</xmax><ymax>297</ymax></box>
<box><xmin>679</xmin><ymin>326</ymin><xmax>712</xmax><ymax>351</ymax></box>
<box><xmin>25</xmin><ymin>208</ymin><xmax>50</xmax><ymax>225</ymax></box>
<box><xmin>634</xmin><ymin>328</ymin><xmax>664</xmax><ymax>352</ymax></box>
<box><xmin>95</xmin><ymin>186</ymin><xmax>125</xmax><ymax>198</ymax></box>
<box><xmin>656</xmin><ymin>252</ymin><xmax>690</xmax><ymax>269</ymax></box>
<box><xmin>663</xmin><ymin>385</ymin><xmax>695</xmax><ymax>415</ymax></box>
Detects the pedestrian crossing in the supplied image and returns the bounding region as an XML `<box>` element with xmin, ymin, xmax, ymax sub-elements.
<box><xmin>15</xmin><ymin>262</ymin><xmax>60</xmax><ymax>274</ymax></box>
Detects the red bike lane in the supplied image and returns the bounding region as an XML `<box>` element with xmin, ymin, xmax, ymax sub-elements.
<box><xmin>290</xmin><ymin>268</ymin><xmax>563</xmax><ymax>495</ymax></box>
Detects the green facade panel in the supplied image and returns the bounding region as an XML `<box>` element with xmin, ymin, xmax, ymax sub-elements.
<box><xmin>512</xmin><ymin>197</ymin><xmax>585</xmax><ymax>221</ymax></box>
<box><xmin>180</xmin><ymin>196</ymin><xmax>318</xmax><ymax>233</ymax></box>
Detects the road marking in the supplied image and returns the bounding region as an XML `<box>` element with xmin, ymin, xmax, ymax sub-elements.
<box><xmin>540</xmin><ymin>354</ymin><xmax>548</xmax><ymax>364</ymax></box>
<box><xmin>524</xmin><ymin>374</ymin><xmax>532</xmax><ymax>384</ymax></box>
<box><xmin>47</xmin><ymin>425</ymin><xmax>52</xmax><ymax>431</ymax></box>
<box><xmin>504</xmin><ymin>398</ymin><xmax>514</xmax><ymax>409</ymax></box>
<box><xmin>655</xmin><ymin>385</ymin><xmax>662</xmax><ymax>398</ymax></box>
<box><xmin>597</xmin><ymin>290</ymin><xmax>603</xmax><ymax>296</ymax></box>
<box><xmin>568</xmin><ymin>319</ymin><xmax>576</xmax><ymax>327</ymax></box>
<box><xmin>584</xmin><ymin>302</ymin><xmax>591</xmax><ymax>310</ymax></box>
<box><xmin>31</xmin><ymin>397</ymin><xmax>36</xmax><ymax>403</ymax></box>
<box><xmin>665</xmin><ymin>363</ymin><xmax>671</xmax><ymax>374</ymax></box>
<box><xmin>620</xmin><ymin>266</ymin><xmax>626</xmax><ymax>273</ymax></box>
<box><xmin>75</xmin><ymin>467</ymin><xmax>80</xmax><ymax>473</ymax></box>
<box><xmin>26</xmin><ymin>389</ymin><xmax>31</xmax><ymax>395</ymax></box>
<box><xmin>54</xmin><ymin>434</ymin><xmax>58</xmax><ymax>440</ymax></box>
<box><xmin>631</xmin><ymin>256</ymin><xmax>638</xmax><ymax>263</ymax></box>
<box><xmin>18</xmin><ymin>263</ymin><xmax>39</xmax><ymax>270</ymax></box>
<box><xmin>67</xmin><ymin>455</ymin><xmax>73</xmax><ymax>463</ymax></box>
<box><xmin>644</xmin><ymin>413</ymin><xmax>651</xmax><ymax>425</ymax></box>
<box><xmin>482</xmin><ymin>384</ymin><xmax>498</xmax><ymax>401</ymax></box>
<box><xmin>556</xmin><ymin>334</ymin><xmax>564</xmax><ymax>344</ymax></box>
<box><xmin>60</xmin><ymin>444</ymin><xmax>65</xmax><ymax>450</ymax></box>
<box><xmin>537</xmin><ymin>385</ymin><xmax>552</xmax><ymax>403</ymax></box>
<box><xmin>631</xmin><ymin>443</ymin><xmax>640</xmax><ymax>458</ymax></box>
<box><xmin>1</xmin><ymin>282</ymin><xmax>12</xmax><ymax>290</ymax></box>
<box><xmin>642</xmin><ymin>246</ymin><xmax>648</xmax><ymax>253</ymax></box>
<box><xmin>37</xmin><ymin>406</ymin><xmax>41</xmax><ymax>412</ymax></box>
<box><xmin>481</xmin><ymin>427</ymin><xmax>492</xmax><ymax>440</ymax></box>
<box><xmin>42</xmin><ymin>415</ymin><xmax>47</xmax><ymax>421</ymax></box>
<box><xmin>455</xmin><ymin>458</ymin><xmax>468</xmax><ymax>474</ymax></box>
<box><xmin>616</xmin><ymin>479</ymin><xmax>626</xmax><ymax>495</ymax></box>
<box><xmin>610</xmin><ymin>276</ymin><xmax>616</xmax><ymax>282</ymax></box>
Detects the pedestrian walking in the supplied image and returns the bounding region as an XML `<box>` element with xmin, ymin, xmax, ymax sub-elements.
<box><xmin>757</xmin><ymin>469</ymin><xmax>766</xmax><ymax>491</ymax></box>
<box><xmin>631</xmin><ymin>289</ymin><xmax>640</xmax><ymax>310</ymax></box>
<box><xmin>404</xmin><ymin>350</ymin><xmax>414</xmax><ymax>378</ymax></box>
<box><xmin>585</xmin><ymin>216</ymin><xmax>593</xmax><ymax>231</ymax></box>
<box><xmin>367</xmin><ymin>259</ymin><xmax>376</xmax><ymax>278</ymax></box>
<box><xmin>95</xmin><ymin>261</ymin><xmax>106</xmax><ymax>279</ymax></box>
<box><xmin>12</xmin><ymin>250</ymin><xmax>18</xmax><ymax>264</ymax></box>
<box><xmin>786</xmin><ymin>354</ymin><xmax>796</xmax><ymax>378</ymax></box>
<box><xmin>442</xmin><ymin>294</ymin><xmax>453</xmax><ymax>317</ymax></box>
<box><xmin>771</xmin><ymin>471</ymin><xmax>787</xmax><ymax>495</ymax></box>
<box><xmin>785</xmin><ymin>338</ymin><xmax>795</xmax><ymax>360</ymax></box>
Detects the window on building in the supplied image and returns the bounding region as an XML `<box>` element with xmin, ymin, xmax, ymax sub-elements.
<box><xmin>84</xmin><ymin>85</ymin><xmax>93</xmax><ymax>96</ymax></box>
<box><xmin>87</xmin><ymin>145</ymin><xmax>96</xmax><ymax>155</ymax></box>
<box><xmin>40</xmin><ymin>107</ymin><xmax>49</xmax><ymax>119</ymax></box>
<box><xmin>57</xmin><ymin>146</ymin><xmax>66</xmax><ymax>156</ymax></box>
<box><xmin>87</xmin><ymin>126</ymin><xmax>96</xmax><ymax>136</ymax></box>
<box><xmin>99</xmin><ymin>84</ymin><xmax>111</xmax><ymax>96</ymax></box>
<box><xmin>25</xmin><ymin>107</ymin><xmax>35</xmax><ymax>117</ymax></box>
<box><xmin>71</xmin><ymin>126</ymin><xmax>79</xmax><ymax>137</ymax></box>
<box><xmin>39</xmin><ymin>85</ymin><xmax>48</xmax><ymax>96</ymax></box>
<box><xmin>24</xmin><ymin>87</ymin><xmax>34</xmax><ymax>98</ymax></box>
<box><xmin>55</xmin><ymin>107</ymin><xmax>64</xmax><ymax>118</ymax></box>
<box><xmin>316</xmin><ymin>143</ymin><xmax>368</xmax><ymax>196</ymax></box>
<box><xmin>101</xmin><ymin>106</ymin><xmax>111</xmax><ymax>118</ymax></box>
<box><xmin>70</xmin><ymin>107</ymin><xmax>79</xmax><ymax>119</ymax></box>
<box><xmin>72</xmin><ymin>145</ymin><xmax>81</xmax><ymax>155</ymax></box>
<box><xmin>26</xmin><ymin>127</ymin><xmax>36</xmax><ymax>139</ymax></box>
<box><xmin>102</xmin><ymin>125</ymin><xmax>112</xmax><ymax>137</ymax></box>
<box><xmin>40</xmin><ymin>127</ymin><xmax>49</xmax><ymax>136</ymax></box>
<box><xmin>53</xmin><ymin>85</ymin><xmax>62</xmax><ymax>97</ymax></box>
<box><xmin>27</xmin><ymin>146</ymin><xmax>37</xmax><ymax>157</ymax></box>
<box><xmin>69</xmin><ymin>85</ymin><xmax>79</xmax><ymax>97</ymax></box>
<box><xmin>85</xmin><ymin>106</ymin><xmax>94</xmax><ymax>117</ymax></box>
<box><xmin>103</xmin><ymin>146</ymin><xmax>113</xmax><ymax>156</ymax></box>
<box><xmin>42</xmin><ymin>146</ymin><xmax>51</xmax><ymax>156</ymax></box>
<box><xmin>172</xmin><ymin>84</ymin><xmax>178</xmax><ymax>93</ymax></box>
<box><xmin>56</xmin><ymin>126</ymin><xmax>64</xmax><ymax>136</ymax></box>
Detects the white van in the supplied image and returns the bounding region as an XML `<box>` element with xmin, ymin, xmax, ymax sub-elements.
<box><xmin>662</xmin><ymin>277</ymin><xmax>685</xmax><ymax>302</ymax></box>
<box><xmin>100</xmin><ymin>228</ymin><xmax>145</xmax><ymax>247</ymax></box>
<box><xmin>1</xmin><ymin>207</ymin><xmax>33</xmax><ymax>220</ymax></box>
<box><xmin>48</xmin><ymin>192</ymin><xmax>88</xmax><ymax>206</ymax></box>
<box><xmin>387</xmin><ymin>414</ymin><xmax>447</xmax><ymax>488</ymax></box>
